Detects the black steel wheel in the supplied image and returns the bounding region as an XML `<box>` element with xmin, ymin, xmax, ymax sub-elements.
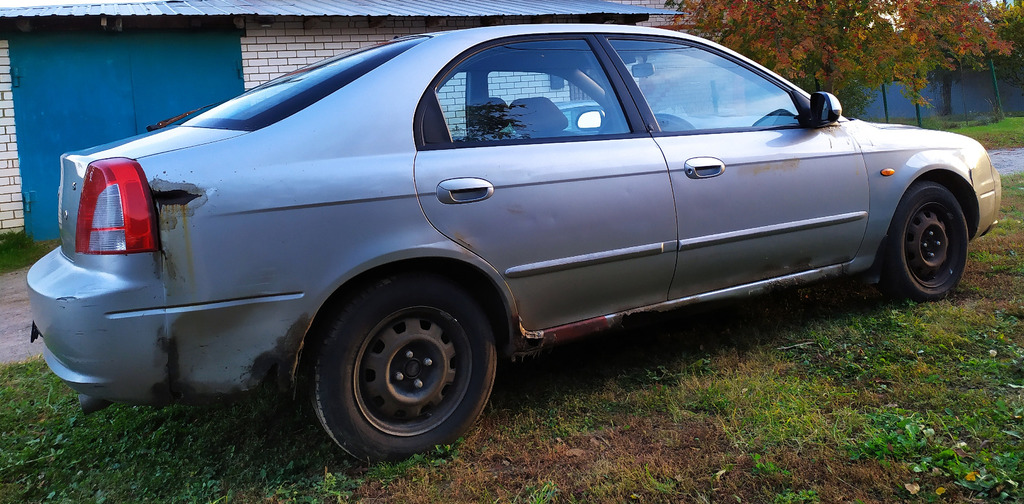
<box><xmin>879</xmin><ymin>181</ymin><xmax>968</xmax><ymax>301</ymax></box>
<box><xmin>313</xmin><ymin>273</ymin><xmax>496</xmax><ymax>462</ymax></box>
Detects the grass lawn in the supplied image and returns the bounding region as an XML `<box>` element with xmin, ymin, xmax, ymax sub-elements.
<box><xmin>948</xmin><ymin>117</ymin><xmax>1024</xmax><ymax>151</ymax></box>
<box><xmin>0</xmin><ymin>232</ymin><xmax>57</xmax><ymax>275</ymax></box>
<box><xmin>865</xmin><ymin>115</ymin><xmax>1024</xmax><ymax>151</ymax></box>
<box><xmin>2</xmin><ymin>179</ymin><xmax>1023</xmax><ymax>503</ymax></box>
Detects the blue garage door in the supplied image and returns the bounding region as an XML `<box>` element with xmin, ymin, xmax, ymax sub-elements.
<box><xmin>10</xmin><ymin>30</ymin><xmax>244</xmax><ymax>239</ymax></box>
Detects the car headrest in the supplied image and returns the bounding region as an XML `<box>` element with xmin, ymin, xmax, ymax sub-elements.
<box><xmin>508</xmin><ymin>97</ymin><xmax>568</xmax><ymax>138</ymax></box>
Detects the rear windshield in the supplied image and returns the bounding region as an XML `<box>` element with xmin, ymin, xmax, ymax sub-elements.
<box><xmin>186</xmin><ymin>36</ymin><xmax>426</xmax><ymax>131</ymax></box>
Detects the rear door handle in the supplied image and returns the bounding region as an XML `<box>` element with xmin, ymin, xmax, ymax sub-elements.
<box><xmin>683</xmin><ymin>157</ymin><xmax>726</xmax><ymax>179</ymax></box>
<box><xmin>436</xmin><ymin>178</ymin><xmax>494</xmax><ymax>204</ymax></box>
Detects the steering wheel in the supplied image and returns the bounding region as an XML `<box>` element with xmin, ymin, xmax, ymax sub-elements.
<box><xmin>654</xmin><ymin>113</ymin><xmax>695</xmax><ymax>132</ymax></box>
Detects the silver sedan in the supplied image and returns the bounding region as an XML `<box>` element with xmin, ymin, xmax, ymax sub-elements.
<box><xmin>28</xmin><ymin>23</ymin><xmax>1000</xmax><ymax>461</ymax></box>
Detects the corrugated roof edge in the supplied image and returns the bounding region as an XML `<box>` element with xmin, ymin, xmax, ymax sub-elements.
<box><xmin>0</xmin><ymin>0</ymin><xmax>679</xmax><ymax>18</ymax></box>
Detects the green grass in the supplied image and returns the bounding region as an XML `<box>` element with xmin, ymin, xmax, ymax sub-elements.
<box><xmin>3</xmin><ymin>178</ymin><xmax>1024</xmax><ymax>503</ymax></box>
<box><xmin>0</xmin><ymin>231</ymin><xmax>57</xmax><ymax>274</ymax></box>
<box><xmin>868</xmin><ymin>115</ymin><xmax>1024</xmax><ymax>150</ymax></box>
<box><xmin>948</xmin><ymin>116</ymin><xmax>1024</xmax><ymax>150</ymax></box>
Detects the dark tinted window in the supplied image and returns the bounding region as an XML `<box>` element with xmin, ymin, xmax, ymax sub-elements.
<box><xmin>186</xmin><ymin>36</ymin><xmax>425</xmax><ymax>131</ymax></box>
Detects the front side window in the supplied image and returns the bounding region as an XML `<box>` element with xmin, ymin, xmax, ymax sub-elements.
<box><xmin>434</xmin><ymin>39</ymin><xmax>630</xmax><ymax>143</ymax></box>
<box><xmin>608</xmin><ymin>39</ymin><xmax>800</xmax><ymax>132</ymax></box>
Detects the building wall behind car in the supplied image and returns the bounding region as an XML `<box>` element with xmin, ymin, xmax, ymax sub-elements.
<box><xmin>240</xmin><ymin>15</ymin><xmax>582</xmax><ymax>90</ymax></box>
<box><xmin>240</xmin><ymin>0</ymin><xmax>673</xmax><ymax>89</ymax></box>
<box><xmin>0</xmin><ymin>40</ymin><xmax>20</xmax><ymax>234</ymax></box>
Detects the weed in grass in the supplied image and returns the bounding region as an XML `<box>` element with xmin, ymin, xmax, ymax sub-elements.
<box><xmin>752</xmin><ymin>453</ymin><xmax>792</xmax><ymax>476</ymax></box>
<box><xmin>512</xmin><ymin>480</ymin><xmax>558</xmax><ymax>504</ymax></box>
<box><xmin>773</xmin><ymin>488</ymin><xmax>820</xmax><ymax>504</ymax></box>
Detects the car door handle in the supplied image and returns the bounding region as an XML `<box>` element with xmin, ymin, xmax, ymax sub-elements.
<box><xmin>683</xmin><ymin>157</ymin><xmax>726</xmax><ymax>179</ymax></box>
<box><xmin>436</xmin><ymin>178</ymin><xmax>495</xmax><ymax>204</ymax></box>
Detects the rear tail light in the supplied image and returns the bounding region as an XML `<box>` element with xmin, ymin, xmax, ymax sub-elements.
<box><xmin>76</xmin><ymin>158</ymin><xmax>158</xmax><ymax>254</ymax></box>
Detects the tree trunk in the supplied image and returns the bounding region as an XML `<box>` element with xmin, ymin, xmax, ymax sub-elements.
<box><xmin>939</xmin><ymin>72</ymin><xmax>953</xmax><ymax>116</ymax></box>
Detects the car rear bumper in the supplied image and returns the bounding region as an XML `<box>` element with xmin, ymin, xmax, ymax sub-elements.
<box><xmin>28</xmin><ymin>248</ymin><xmax>172</xmax><ymax>405</ymax></box>
<box><xmin>28</xmin><ymin>247</ymin><xmax>311</xmax><ymax>407</ymax></box>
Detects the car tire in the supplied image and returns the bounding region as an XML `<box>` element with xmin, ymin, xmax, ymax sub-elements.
<box><xmin>312</xmin><ymin>273</ymin><xmax>497</xmax><ymax>462</ymax></box>
<box><xmin>879</xmin><ymin>181</ymin><xmax>968</xmax><ymax>301</ymax></box>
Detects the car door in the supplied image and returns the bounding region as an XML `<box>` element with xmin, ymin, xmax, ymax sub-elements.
<box><xmin>604</xmin><ymin>37</ymin><xmax>870</xmax><ymax>299</ymax></box>
<box><xmin>414</xmin><ymin>37</ymin><xmax>677</xmax><ymax>330</ymax></box>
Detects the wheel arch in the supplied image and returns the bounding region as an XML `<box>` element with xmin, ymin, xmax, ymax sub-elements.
<box><xmin>863</xmin><ymin>167</ymin><xmax>978</xmax><ymax>284</ymax></box>
<box><xmin>912</xmin><ymin>168</ymin><xmax>980</xmax><ymax>238</ymax></box>
<box><xmin>297</xmin><ymin>257</ymin><xmax>516</xmax><ymax>376</ymax></box>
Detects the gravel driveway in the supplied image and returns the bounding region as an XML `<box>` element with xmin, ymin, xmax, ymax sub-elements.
<box><xmin>1</xmin><ymin>148</ymin><xmax>1022</xmax><ymax>364</ymax></box>
<box><xmin>989</xmin><ymin>148</ymin><xmax>1024</xmax><ymax>175</ymax></box>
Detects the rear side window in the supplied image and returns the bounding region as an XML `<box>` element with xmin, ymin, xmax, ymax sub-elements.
<box><xmin>431</xmin><ymin>38</ymin><xmax>631</xmax><ymax>144</ymax></box>
<box><xmin>186</xmin><ymin>36</ymin><xmax>425</xmax><ymax>131</ymax></box>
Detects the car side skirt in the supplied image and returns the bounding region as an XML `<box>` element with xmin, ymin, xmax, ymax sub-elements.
<box><xmin>512</xmin><ymin>262</ymin><xmax>855</xmax><ymax>357</ymax></box>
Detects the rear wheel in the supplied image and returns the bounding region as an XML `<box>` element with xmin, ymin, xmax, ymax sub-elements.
<box><xmin>313</xmin><ymin>274</ymin><xmax>497</xmax><ymax>462</ymax></box>
<box><xmin>879</xmin><ymin>182</ymin><xmax>968</xmax><ymax>301</ymax></box>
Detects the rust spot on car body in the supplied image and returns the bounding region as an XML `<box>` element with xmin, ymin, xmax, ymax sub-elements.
<box><xmin>249</xmin><ymin>314</ymin><xmax>311</xmax><ymax>390</ymax></box>
<box><xmin>160</xmin><ymin>308</ymin><xmax>311</xmax><ymax>404</ymax></box>
<box><xmin>153</xmin><ymin>181</ymin><xmax>205</xmax><ymax>283</ymax></box>
<box><xmin>512</xmin><ymin>263</ymin><xmax>853</xmax><ymax>358</ymax></box>
<box><xmin>748</xmin><ymin>159</ymin><xmax>799</xmax><ymax>176</ymax></box>
<box><xmin>152</xmin><ymin>180</ymin><xmax>206</xmax><ymax>219</ymax></box>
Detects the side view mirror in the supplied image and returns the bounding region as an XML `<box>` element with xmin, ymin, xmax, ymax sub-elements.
<box><xmin>577</xmin><ymin>110</ymin><xmax>603</xmax><ymax>129</ymax></box>
<box><xmin>806</xmin><ymin>91</ymin><xmax>842</xmax><ymax>127</ymax></box>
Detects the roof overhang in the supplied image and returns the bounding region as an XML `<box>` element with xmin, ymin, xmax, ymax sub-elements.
<box><xmin>0</xmin><ymin>0</ymin><xmax>677</xmax><ymax>19</ymax></box>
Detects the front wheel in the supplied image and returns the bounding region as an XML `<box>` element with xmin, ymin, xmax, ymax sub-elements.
<box><xmin>313</xmin><ymin>274</ymin><xmax>497</xmax><ymax>462</ymax></box>
<box><xmin>879</xmin><ymin>182</ymin><xmax>969</xmax><ymax>301</ymax></box>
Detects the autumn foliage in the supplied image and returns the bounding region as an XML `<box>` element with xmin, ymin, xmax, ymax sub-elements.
<box><xmin>989</xmin><ymin>3</ymin><xmax>1024</xmax><ymax>91</ymax></box>
<box><xmin>668</xmin><ymin>0</ymin><xmax>1011</xmax><ymax>107</ymax></box>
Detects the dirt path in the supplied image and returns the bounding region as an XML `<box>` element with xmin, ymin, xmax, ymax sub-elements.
<box><xmin>0</xmin><ymin>266</ymin><xmax>41</xmax><ymax>363</ymax></box>
<box><xmin>1</xmin><ymin>148</ymin><xmax>1022</xmax><ymax>364</ymax></box>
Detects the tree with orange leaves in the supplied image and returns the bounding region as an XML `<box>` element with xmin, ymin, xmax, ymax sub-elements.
<box><xmin>668</xmin><ymin>0</ymin><xmax>1010</xmax><ymax>115</ymax></box>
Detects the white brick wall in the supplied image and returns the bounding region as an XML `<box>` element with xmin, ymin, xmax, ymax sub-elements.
<box><xmin>240</xmin><ymin>15</ymin><xmax>587</xmax><ymax>89</ymax></box>
<box><xmin>616</xmin><ymin>0</ymin><xmax>679</xmax><ymax>27</ymax></box>
<box><xmin>0</xmin><ymin>40</ymin><xmax>22</xmax><ymax>234</ymax></box>
<box><xmin>240</xmin><ymin>2</ymin><xmax>681</xmax><ymax>89</ymax></box>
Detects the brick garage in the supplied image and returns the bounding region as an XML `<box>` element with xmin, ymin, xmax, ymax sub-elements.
<box><xmin>0</xmin><ymin>40</ymin><xmax>19</xmax><ymax>233</ymax></box>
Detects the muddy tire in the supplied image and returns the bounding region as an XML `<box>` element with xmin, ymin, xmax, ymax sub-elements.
<box><xmin>312</xmin><ymin>273</ymin><xmax>496</xmax><ymax>462</ymax></box>
<box><xmin>879</xmin><ymin>182</ymin><xmax>968</xmax><ymax>301</ymax></box>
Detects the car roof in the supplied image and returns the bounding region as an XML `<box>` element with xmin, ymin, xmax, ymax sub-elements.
<box><xmin>422</xmin><ymin>23</ymin><xmax>698</xmax><ymax>45</ymax></box>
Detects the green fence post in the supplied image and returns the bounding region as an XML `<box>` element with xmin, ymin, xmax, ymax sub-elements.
<box><xmin>881</xmin><ymin>83</ymin><xmax>889</xmax><ymax>123</ymax></box>
<box><xmin>989</xmin><ymin>59</ymin><xmax>1003</xmax><ymax>118</ymax></box>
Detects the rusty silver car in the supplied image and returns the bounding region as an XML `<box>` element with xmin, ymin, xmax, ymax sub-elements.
<box><xmin>28</xmin><ymin>24</ymin><xmax>1000</xmax><ymax>461</ymax></box>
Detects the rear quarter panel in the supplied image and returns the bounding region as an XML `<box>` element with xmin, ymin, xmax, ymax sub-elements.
<box><xmin>134</xmin><ymin>68</ymin><xmax>510</xmax><ymax>398</ymax></box>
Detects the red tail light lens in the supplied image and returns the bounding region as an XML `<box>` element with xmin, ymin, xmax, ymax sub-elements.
<box><xmin>76</xmin><ymin>158</ymin><xmax>158</xmax><ymax>254</ymax></box>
